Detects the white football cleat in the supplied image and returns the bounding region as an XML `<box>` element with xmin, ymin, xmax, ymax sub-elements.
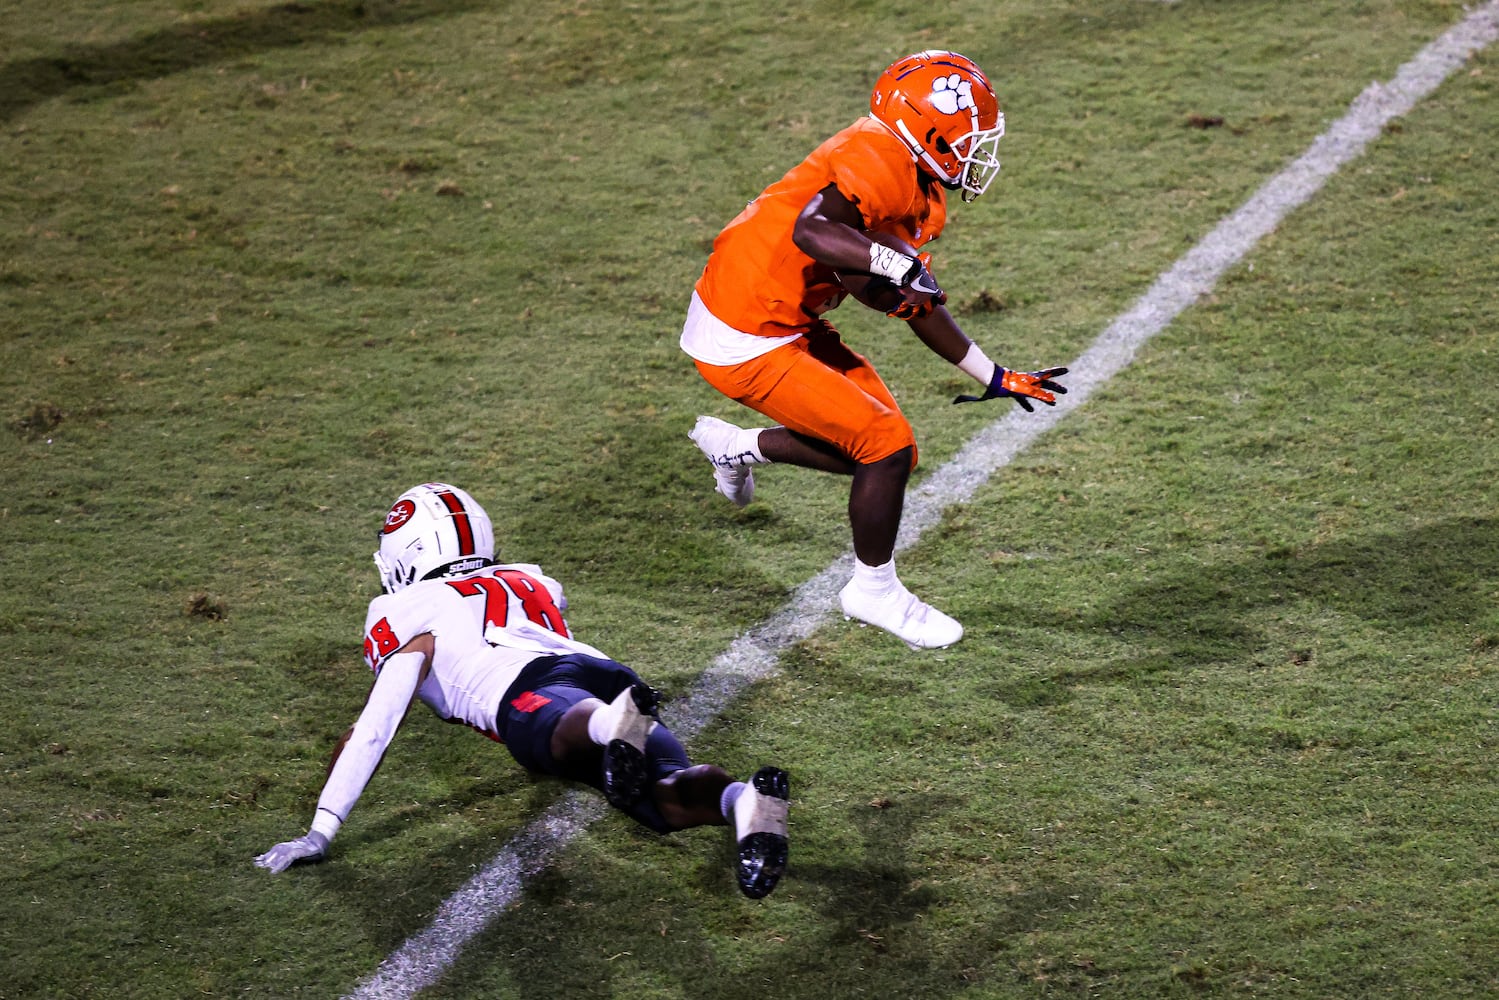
<box><xmin>839</xmin><ymin>579</ymin><xmax>964</xmax><ymax>650</ymax></box>
<box><xmin>690</xmin><ymin>415</ymin><xmax>756</xmax><ymax>508</ymax></box>
<box><xmin>733</xmin><ymin>766</ymin><xmax>789</xmax><ymax>899</ymax></box>
<box><xmin>599</xmin><ymin>683</ymin><xmax>660</xmax><ymax>809</ymax></box>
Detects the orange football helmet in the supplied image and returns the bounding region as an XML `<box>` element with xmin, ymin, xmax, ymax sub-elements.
<box><xmin>870</xmin><ymin>50</ymin><xmax>1005</xmax><ymax>202</ymax></box>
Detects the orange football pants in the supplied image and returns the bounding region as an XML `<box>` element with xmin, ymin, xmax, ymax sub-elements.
<box><xmin>694</xmin><ymin>324</ymin><xmax>917</xmax><ymax>467</ymax></box>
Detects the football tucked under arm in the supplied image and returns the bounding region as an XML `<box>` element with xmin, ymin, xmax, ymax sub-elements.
<box><xmin>833</xmin><ymin>269</ymin><xmax>903</xmax><ymax>314</ymax></box>
<box><xmin>833</xmin><ymin>231</ymin><xmax>944</xmax><ymax>318</ymax></box>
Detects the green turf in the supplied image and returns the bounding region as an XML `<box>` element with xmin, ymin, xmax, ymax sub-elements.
<box><xmin>2</xmin><ymin>0</ymin><xmax>1495</xmax><ymax>996</ymax></box>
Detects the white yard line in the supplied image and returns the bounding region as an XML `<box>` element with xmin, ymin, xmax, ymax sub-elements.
<box><xmin>345</xmin><ymin>5</ymin><xmax>1499</xmax><ymax>995</ymax></box>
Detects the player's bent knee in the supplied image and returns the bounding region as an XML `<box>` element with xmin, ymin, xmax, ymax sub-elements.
<box><xmin>853</xmin><ymin>442</ymin><xmax>918</xmax><ymax>476</ymax></box>
<box><xmin>847</xmin><ymin>419</ymin><xmax>917</xmax><ymax>468</ymax></box>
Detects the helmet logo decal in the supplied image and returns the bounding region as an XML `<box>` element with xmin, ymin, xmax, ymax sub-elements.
<box><xmin>929</xmin><ymin>74</ymin><xmax>975</xmax><ymax>116</ymax></box>
<box><xmin>382</xmin><ymin>499</ymin><xmax>417</xmax><ymax>534</ymax></box>
<box><xmin>434</xmin><ymin>489</ymin><xmax>477</xmax><ymax>556</ymax></box>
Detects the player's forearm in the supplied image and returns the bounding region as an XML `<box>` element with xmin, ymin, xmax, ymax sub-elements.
<box><xmin>791</xmin><ymin>214</ymin><xmax>872</xmax><ymax>272</ymax></box>
<box><xmin>907</xmin><ymin>307</ymin><xmax>989</xmax><ymax>379</ymax></box>
<box><xmin>309</xmin><ymin>650</ymin><xmax>425</xmax><ymax>840</ymax></box>
<box><xmin>311</xmin><ymin>727</ymin><xmax>384</xmax><ymax>839</ymax></box>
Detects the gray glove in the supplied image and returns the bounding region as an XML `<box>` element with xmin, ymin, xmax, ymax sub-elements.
<box><xmin>254</xmin><ymin>830</ymin><xmax>330</xmax><ymax>874</ymax></box>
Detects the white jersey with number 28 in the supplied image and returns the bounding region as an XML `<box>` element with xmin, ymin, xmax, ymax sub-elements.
<box><xmin>359</xmin><ymin>563</ymin><xmax>607</xmax><ymax>739</ymax></box>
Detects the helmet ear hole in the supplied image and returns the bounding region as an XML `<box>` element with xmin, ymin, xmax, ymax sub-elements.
<box><xmin>933</xmin><ymin>135</ymin><xmax>952</xmax><ymax>155</ymax></box>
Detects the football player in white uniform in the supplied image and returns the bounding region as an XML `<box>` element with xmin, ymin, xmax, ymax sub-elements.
<box><xmin>254</xmin><ymin>483</ymin><xmax>790</xmax><ymax>899</ymax></box>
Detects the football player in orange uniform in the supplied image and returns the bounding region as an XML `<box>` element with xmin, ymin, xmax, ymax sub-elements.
<box><xmin>681</xmin><ymin>50</ymin><xmax>1068</xmax><ymax>649</ymax></box>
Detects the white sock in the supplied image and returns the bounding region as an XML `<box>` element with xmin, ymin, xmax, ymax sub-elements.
<box><xmin>733</xmin><ymin>428</ymin><xmax>768</xmax><ymax>466</ymax></box>
<box><xmin>585</xmin><ymin>697</ymin><xmax>621</xmax><ymax>746</ymax></box>
<box><xmin>851</xmin><ymin>557</ymin><xmax>898</xmax><ymax>597</ymax></box>
<box><xmin>587</xmin><ymin>689</ymin><xmax>660</xmax><ymax>747</ymax></box>
<box><xmin>719</xmin><ymin>781</ymin><xmax>747</xmax><ymax>821</ymax></box>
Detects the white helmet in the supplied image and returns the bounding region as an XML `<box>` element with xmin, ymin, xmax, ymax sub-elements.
<box><xmin>373</xmin><ymin>483</ymin><xmax>495</xmax><ymax>593</ymax></box>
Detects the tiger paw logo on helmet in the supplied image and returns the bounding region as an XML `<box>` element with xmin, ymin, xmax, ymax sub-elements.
<box><xmin>868</xmin><ymin>50</ymin><xmax>1005</xmax><ymax>202</ymax></box>
<box><xmin>929</xmin><ymin>74</ymin><xmax>975</xmax><ymax>116</ymax></box>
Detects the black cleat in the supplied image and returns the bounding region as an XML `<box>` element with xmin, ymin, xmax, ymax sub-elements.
<box><xmin>734</xmin><ymin>766</ymin><xmax>789</xmax><ymax>899</ymax></box>
<box><xmin>599</xmin><ymin>683</ymin><xmax>660</xmax><ymax>810</ymax></box>
<box><xmin>602</xmin><ymin>739</ymin><xmax>649</xmax><ymax>809</ymax></box>
<box><xmin>628</xmin><ymin>681</ymin><xmax>661</xmax><ymax>719</ymax></box>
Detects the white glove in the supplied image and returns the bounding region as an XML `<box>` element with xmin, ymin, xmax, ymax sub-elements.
<box><xmin>254</xmin><ymin>830</ymin><xmax>330</xmax><ymax>874</ymax></box>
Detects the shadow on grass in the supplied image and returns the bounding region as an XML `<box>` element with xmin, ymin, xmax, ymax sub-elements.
<box><xmin>767</xmin><ymin>794</ymin><xmax>1095</xmax><ymax>995</ymax></box>
<box><xmin>427</xmin><ymin>792</ymin><xmax>1087</xmax><ymax>998</ymax></box>
<box><xmin>988</xmin><ymin>515</ymin><xmax>1497</xmax><ymax>707</ymax></box>
<box><xmin>0</xmin><ymin>0</ymin><xmax>487</xmax><ymax>124</ymax></box>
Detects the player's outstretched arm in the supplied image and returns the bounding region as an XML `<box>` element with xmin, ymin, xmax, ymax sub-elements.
<box><xmin>254</xmin><ymin>647</ymin><xmax>428</xmax><ymax>873</ymax></box>
<box><xmin>904</xmin><ymin>310</ymin><xmax>1068</xmax><ymax>410</ymax></box>
<box><xmin>905</xmin><ymin>305</ymin><xmax>977</xmax><ymax>365</ymax></box>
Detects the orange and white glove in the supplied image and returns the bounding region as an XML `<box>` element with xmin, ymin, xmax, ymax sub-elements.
<box><xmin>954</xmin><ymin>364</ymin><xmax>1069</xmax><ymax>410</ymax></box>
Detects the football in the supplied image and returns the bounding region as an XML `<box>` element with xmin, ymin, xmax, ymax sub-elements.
<box><xmin>833</xmin><ymin>230</ymin><xmax>919</xmax><ymax>314</ymax></box>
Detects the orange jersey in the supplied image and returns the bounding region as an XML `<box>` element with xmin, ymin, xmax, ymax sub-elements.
<box><xmin>695</xmin><ymin>117</ymin><xmax>948</xmax><ymax>338</ymax></box>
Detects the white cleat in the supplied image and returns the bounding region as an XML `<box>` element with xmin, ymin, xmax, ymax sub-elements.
<box><xmin>690</xmin><ymin>415</ymin><xmax>756</xmax><ymax>508</ymax></box>
<box><xmin>839</xmin><ymin>579</ymin><xmax>964</xmax><ymax>650</ymax></box>
<box><xmin>599</xmin><ymin>683</ymin><xmax>660</xmax><ymax>809</ymax></box>
<box><xmin>733</xmin><ymin>766</ymin><xmax>790</xmax><ymax>899</ymax></box>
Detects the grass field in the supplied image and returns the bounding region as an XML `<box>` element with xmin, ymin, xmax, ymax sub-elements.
<box><xmin>2</xmin><ymin>1</ymin><xmax>1496</xmax><ymax>997</ymax></box>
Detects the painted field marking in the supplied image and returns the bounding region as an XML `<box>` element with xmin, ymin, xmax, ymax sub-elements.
<box><xmin>345</xmin><ymin>4</ymin><xmax>1499</xmax><ymax>995</ymax></box>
